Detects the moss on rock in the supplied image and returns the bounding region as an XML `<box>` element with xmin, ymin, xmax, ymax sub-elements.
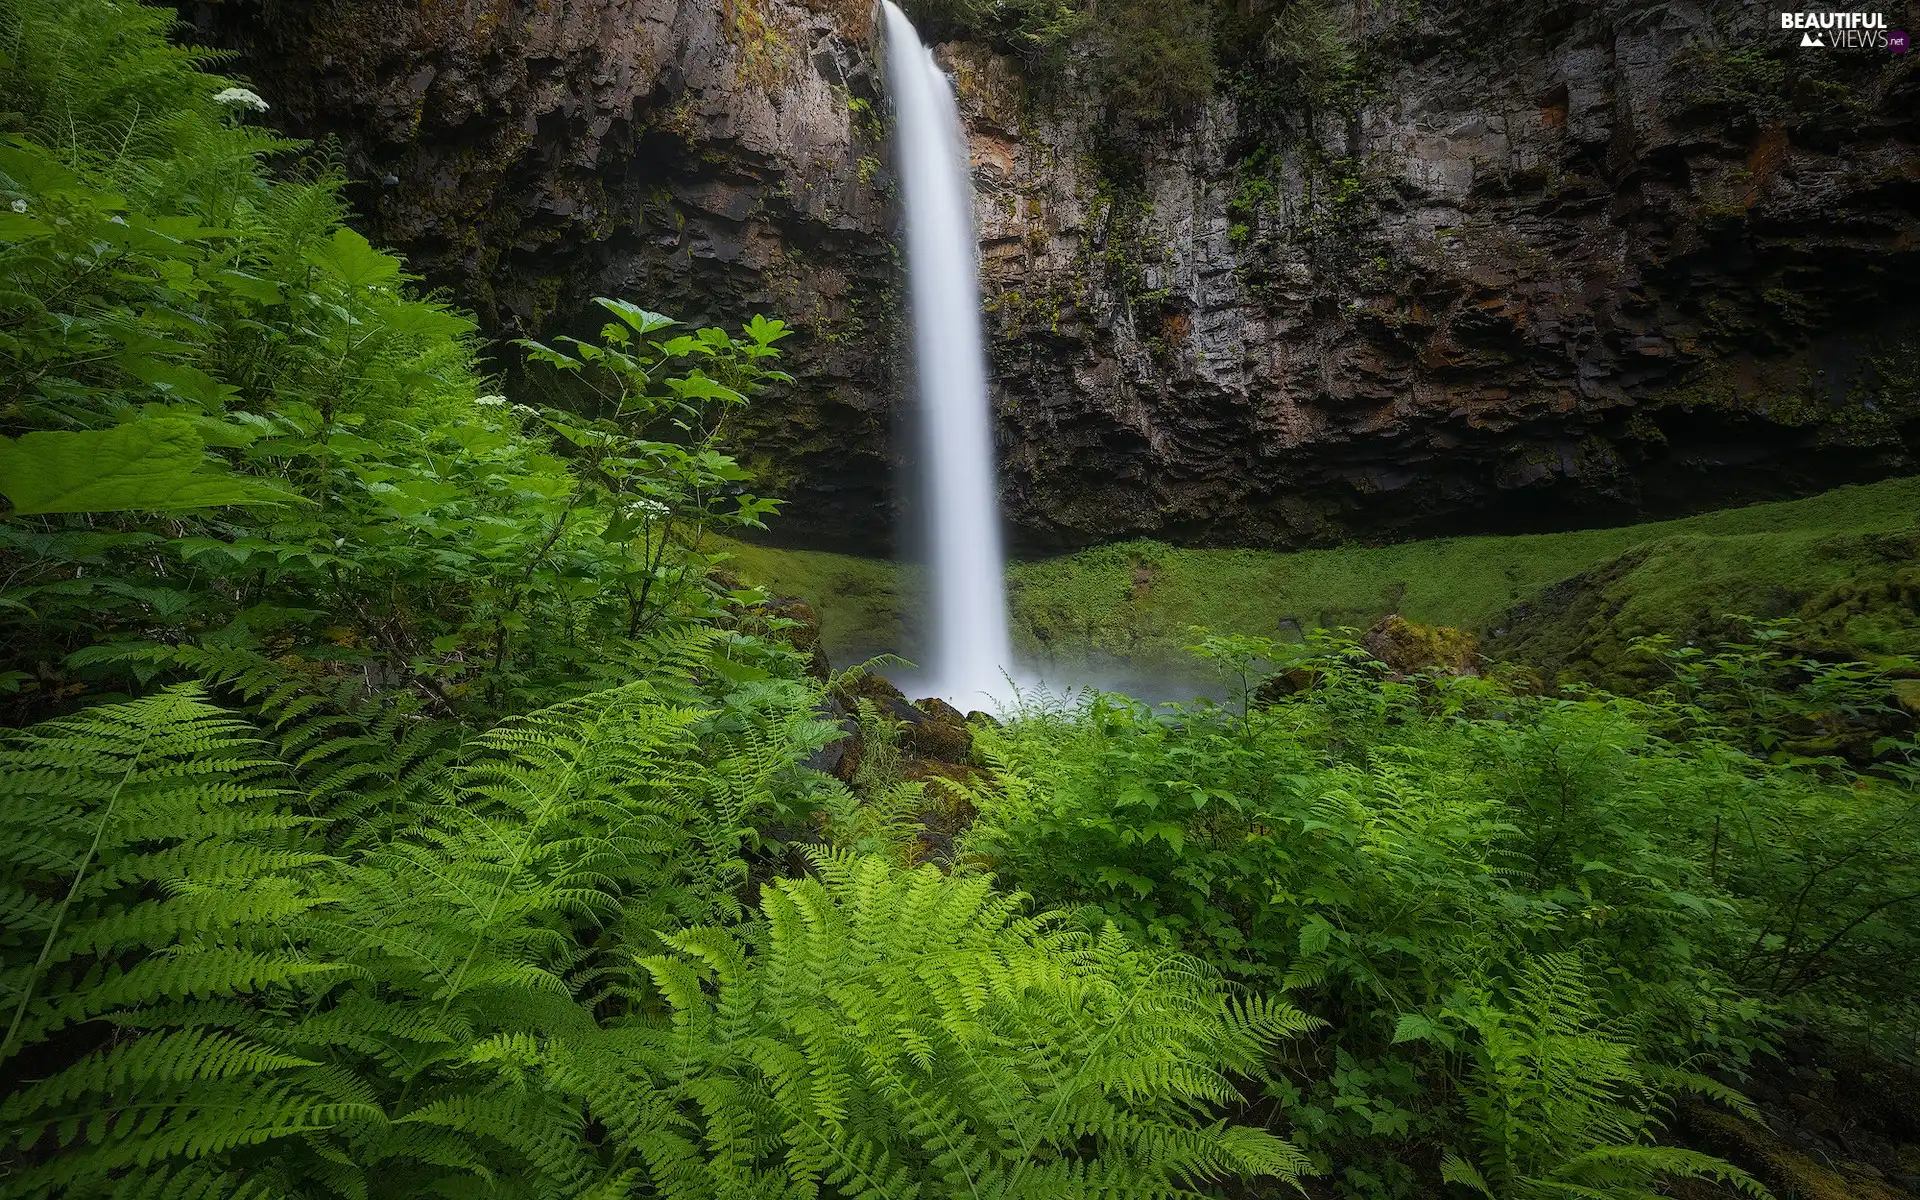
<box><xmin>721</xmin><ymin>475</ymin><xmax>1920</xmax><ymax>692</ymax></box>
<box><xmin>1362</xmin><ymin>616</ymin><xmax>1481</xmax><ymax>677</ymax></box>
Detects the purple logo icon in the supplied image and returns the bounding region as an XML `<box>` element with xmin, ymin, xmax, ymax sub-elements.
<box><xmin>1892</xmin><ymin>29</ymin><xmax>1911</xmax><ymax>53</ymax></box>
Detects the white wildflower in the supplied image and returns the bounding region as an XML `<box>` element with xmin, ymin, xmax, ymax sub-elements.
<box><xmin>474</xmin><ymin>394</ymin><xmax>508</xmax><ymax>407</ymax></box>
<box><xmin>629</xmin><ymin>498</ymin><xmax>670</xmax><ymax>518</ymax></box>
<box><xmin>8</xmin><ymin>199</ymin><xmax>25</xmax><ymax>214</ymax></box>
<box><xmin>107</xmin><ymin>215</ymin><xmax>126</xmax><ymax>225</ymax></box>
<box><xmin>212</xmin><ymin>87</ymin><xmax>270</xmax><ymax>113</ymax></box>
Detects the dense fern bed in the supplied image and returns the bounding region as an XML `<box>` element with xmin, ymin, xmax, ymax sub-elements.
<box><xmin>3</xmin><ymin>0</ymin><xmax>1919</xmax><ymax>1197</ymax></box>
<box><xmin>6</xmin><ymin>626</ymin><xmax>1918</xmax><ymax>1197</ymax></box>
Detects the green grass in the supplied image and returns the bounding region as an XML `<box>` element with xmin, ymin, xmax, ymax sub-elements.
<box><xmin>718</xmin><ymin>539</ymin><xmax>925</xmax><ymax>663</ymax></box>
<box><xmin>720</xmin><ymin>476</ymin><xmax>1920</xmax><ymax>685</ymax></box>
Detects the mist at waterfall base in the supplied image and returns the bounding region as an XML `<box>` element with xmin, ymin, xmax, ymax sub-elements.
<box><xmin>878</xmin><ymin>2</ymin><xmax>1222</xmax><ymax>712</ymax></box>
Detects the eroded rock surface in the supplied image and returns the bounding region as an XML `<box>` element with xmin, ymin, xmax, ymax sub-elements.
<box><xmin>182</xmin><ymin>0</ymin><xmax>904</xmax><ymax>547</ymax></box>
<box><xmin>183</xmin><ymin>0</ymin><xmax>1920</xmax><ymax>551</ymax></box>
<box><xmin>957</xmin><ymin>4</ymin><xmax>1920</xmax><ymax>547</ymax></box>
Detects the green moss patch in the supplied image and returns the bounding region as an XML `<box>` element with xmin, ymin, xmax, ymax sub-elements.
<box><xmin>720</xmin><ymin>476</ymin><xmax>1920</xmax><ymax>683</ymax></box>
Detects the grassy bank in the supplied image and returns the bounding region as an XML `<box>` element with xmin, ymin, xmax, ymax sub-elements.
<box><xmin>721</xmin><ymin>475</ymin><xmax>1920</xmax><ymax>686</ymax></box>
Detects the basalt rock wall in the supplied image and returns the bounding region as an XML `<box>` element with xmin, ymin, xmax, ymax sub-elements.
<box><xmin>179</xmin><ymin>0</ymin><xmax>906</xmax><ymax>547</ymax></box>
<box><xmin>182</xmin><ymin>0</ymin><xmax>1920</xmax><ymax>553</ymax></box>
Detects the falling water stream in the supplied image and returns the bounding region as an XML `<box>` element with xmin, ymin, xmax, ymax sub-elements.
<box><xmin>880</xmin><ymin>1</ymin><xmax>1015</xmax><ymax>708</ymax></box>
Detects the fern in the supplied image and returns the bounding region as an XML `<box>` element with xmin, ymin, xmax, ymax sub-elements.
<box><xmin>511</xmin><ymin>853</ymin><xmax>1316</xmax><ymax>1199</ymax></box>
<box><xmin>0</xmin><ymin>674</ymin><xmax>870</xmax><ymax>1196</ymax></box>
<box><xmin>1444</xmin><ymin>954</ymin><xmax>1771</xmax><ymax>1200</ymax></box>
<box><xmin>0</xmin><ymin>685</ymin><xmax>372</xmax><ymax>1197</ymax></box>
<box><xmin>0</xmin><ymin>685</ymin><xmax>312</xmax><ymax>1057</ymax></box>
<box><xmin>157</xmin><ymin>643</ymin><xmax>463</xmax><ymax>839</ymax></box>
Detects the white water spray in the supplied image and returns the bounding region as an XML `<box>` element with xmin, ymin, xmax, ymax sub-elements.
<box><xmin>880</xmin><ymin>1</ymin><xmax>1014</xmax><ymax>708</ymax></box>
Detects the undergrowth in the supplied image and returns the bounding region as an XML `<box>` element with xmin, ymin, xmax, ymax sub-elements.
<box><xmin>963</xmin><ymin>628</ymin><xmax>1919</xmax><ymax>1197</ymax></box>
<box><xmin>0</xmin><ymin>3</ymin><xmax>1310</xmax><ymax>1195</ymax></box>
<box><xmin>2</xmin><ymin>2</ymin><xmax>1917</xmax><ymax>1199</ymax></box>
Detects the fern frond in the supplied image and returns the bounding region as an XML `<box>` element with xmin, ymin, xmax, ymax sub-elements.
<box><xmin>556</xmin><ymin>854</ymin><xmax>1311</xmax><ymax>1197</ymax></box>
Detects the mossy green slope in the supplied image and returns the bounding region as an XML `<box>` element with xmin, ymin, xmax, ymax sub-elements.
<box><xmin>721</xmin><ymin>475</ymin><xmax>1920</xmax><ymax>686</ymax></box>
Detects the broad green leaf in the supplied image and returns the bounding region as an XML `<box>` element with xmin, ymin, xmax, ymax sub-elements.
<box><xmin>380</xmin><ymin>298</ymin><xmax>476</xmax><ymax>340</ymax></box>
<box><xmin>556</xmin><ymin>335</ymin><xmax>605</xmax><ymax>362</ymax></box>
<box><xmin>666</xmin><ymin>373</ymin><xmax>746</xmax><ymax>405</ymax></box>
<box><xmin>1297</xmin><ymin>917</ymin><xmax>1334</xmax><ymax>956</ymax></box>
<box><xmin>0</xmin><ymin>211</ymin><xmax>52</xmax><ymax>241</ymax></box>
<box><xmin>137</xmin><ymin>406</ymin><xmax>260</xmax><ymax>448</ymax></box>
<box><xmin>708</xmin><ymin>657</ymin><xmax>771</xmax><ymax>684</ymax></box>
<box><xmin>744</xmin><ymin>313</ymin><xmax>792</xmax><ymax>345</ymax></box>
<box><xmin>209</xmin><ymin>268</ymin><xmax>283</xmax><ymax>305</ymax></box>
<box><xmin>650</xmin><ymin>335</ymin><xmax>699</xmax><ymax>358</ymax></box>
<box><xmin>0</xmin><ymin>138</ymin><xmax>101</xmax><ymax>201</ymax></box>
<box><xmin>516</xmin><ymin>339</ymin><xmax>581</xmax><ymax>371</ymax></box>
<box><xmin>1094</xmin><ymin>867</ymin><xmax>1156</xmax><ymax>898</ymax></box>
<box><xmin>1140</xmin><ymin>821</ymin><xmax>1185</xmax><ymax>853</ymax></box>
<box><xmin>120</xmin><ymin>355</ymin><xmax>237</xmax><ymax>406</ymax></box>
<box><xmin>1391</xmin><ymin>1014</ymin><xmax>1435</xmax><ymax>1044</ymax></box>
<box><xmin>0</xmin><ymin>419</ymin><xmax>303</xmax><ymax>516</ymax></box>
<box><xmin>594</xmin><ymin>298</ymin><xmax>677</xmax><ymax>336</ymax></box>
<box><xmin>306</xmin><ymin>227</ymin><xmax>403</xmax><ymax>289</ymax></box>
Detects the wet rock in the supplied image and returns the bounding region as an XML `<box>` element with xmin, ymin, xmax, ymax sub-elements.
<box><xmin>899</xmin><ymin>760</ymin><xmax>983</xmax><ymax>865</ymax></box>
<box><xmin>915</xmin><ymin>696</ymin><xmax>968</xmax><ymax>723</ymax></box>
<box><xmin>833</xmin><ymin>669</ymin><xmax>925</xmax><ymax>728</ymax></box>
<box><xmin>801</xmin><ymin>694</ymin><xmax>863</xmax><ymax>782</ymax></box>
<box><xmin>1253</xmin><ymin>666</ymin><xmax>1326</xmax><ymax>706</ymax></box>
<box><xmin>192</xmin><ymin>0</ymin><xmax>1920</xmax><ymax>553</ymax></box>
<box><xmin>904</xmin><ymin>696</ymin><xmax>972</xmax><ymax>763</ymax></box>
<box><xmin>1362</xmin><ymin>615</ymin><xmax>1482</xmax><ymax>677</ymax></box>
<box><xmin>803</xmin><ymin>720</ymin><xmax>862</xmax><ymax>782</ymax></box>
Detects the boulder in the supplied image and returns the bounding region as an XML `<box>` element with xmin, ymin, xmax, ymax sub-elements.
<box><xmin>1253</xmin><ymin>665</ymin><xmax>1323</xmax><ymax>705</ymax></box>
<box><xmin>801</xmin><ymin>695</ymin><xmax>862</xmax><ymax>783</ymax></box>
<box><xmin>833</xmin><ymin>669</ymin><xmax>926</xmax><ymax>729</ymax></box>
<box><xmin>1362</xmin><ymin>615</ymin><xmax>1482</xmax><ymax>677</ymax></box>
<box><xmin>904</xmin><ymin>697</ymin><xmax>973</xmax><ymax>763</ymax></box>
<box><xmin>803</xmin><ymin>720</ymin><xmax>862</xmax><ymax>783</ymax></box>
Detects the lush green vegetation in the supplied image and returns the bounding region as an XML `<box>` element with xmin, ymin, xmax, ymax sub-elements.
<box><xmin>0</xmin><ymin>4</ymin><xmax>1312</xmax><ymax>1195</ymax></box>
<box><xmin>3</xmin><ymin>3</ymin><xmax>1918</xmax><ymax>1199</ymax></box>
<box><xmin>727</xmin><ymin>473</ymin><xmax>1920</xmax><ymax>688</ymax></box>
<box><xmin>966</xmin><ymin>628</ymin><xmax>1919</xmax><ymax>1196</ymax></box>
<box><xmin>721</xmin><ymin>537</ymin><xmax>921</xmax><ymax>665</ymax></box>
<box><xmin>901</xmin><ymin>0</ymin><xmax>1360</xmax><ymax>165</ymax></box>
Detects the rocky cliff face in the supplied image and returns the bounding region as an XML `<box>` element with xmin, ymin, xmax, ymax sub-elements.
<box><xmin>183</xmin><ymin>0</ymin><xmax>1920</xmax><ymax>552</ymax></box>
<box><xmin>180</xmin><ymin>0</ymin><xmax>906</xmax><ymax>548</ymax></box>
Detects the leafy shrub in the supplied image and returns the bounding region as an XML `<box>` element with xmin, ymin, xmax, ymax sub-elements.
<box><xmin>0</xmin><ymin>679</ymin><xmax>1309</xmax><ymax>1197</ymax></box>
<box><xmin>0</xmin><ymin>0</ymin><xmax>792</xmax><ymax>721</ymax></box>
<box><xmin>964</xmin><ymin>630</ymin><xmax>1912</xmax><ymax>1195</ymax></box>
<box><xmin>899</xmin><ymin>0</ymin><xmax>1082</xmax><ymax>55</ymax></box>
<box><xmin>1085</xmin><ymin>0</ymin><xmax>1219</xmax><ymax>131</ymax></box>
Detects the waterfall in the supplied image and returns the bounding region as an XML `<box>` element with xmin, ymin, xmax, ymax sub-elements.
<box><xmin>880</xmin><ymin>1</ymin><xmax>1014</xmax><ymax>708</ymax></box>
